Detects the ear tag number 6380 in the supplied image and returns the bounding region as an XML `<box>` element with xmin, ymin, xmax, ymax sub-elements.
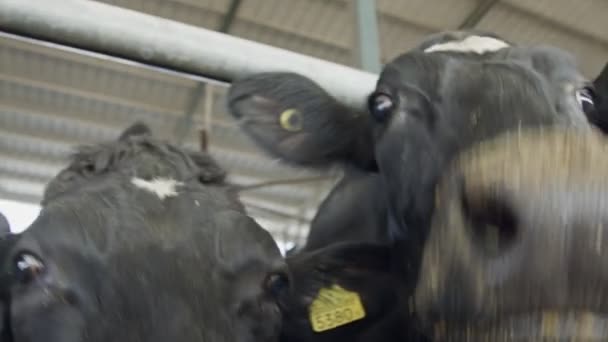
<box><xmin>308</xmin><ymin>284</ymin><xmax>366</xmax><ymax>332</ymax></box>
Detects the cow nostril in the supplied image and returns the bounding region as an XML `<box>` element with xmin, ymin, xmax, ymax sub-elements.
<box><xmin>461</xmin><ymin>188</ymin><xmax>519</xmax><ymax>257</ymax></box>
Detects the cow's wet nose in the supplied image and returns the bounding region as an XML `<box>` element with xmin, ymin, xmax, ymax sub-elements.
<box><xmin>458</xmin><ymin>169</ymin><xmax>608</xmax><ymax>292</ymax></box>
<box><xmin>459</xmin><ymin>184</ymin><xmax>520</xmax><ymax>259</ymax></box>
<box><xmin>414</xmin><ymin>129</ymin><xmax>608</xmax><ymax>339</ymax></box>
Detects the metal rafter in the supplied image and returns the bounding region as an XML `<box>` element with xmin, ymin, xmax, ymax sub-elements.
<box><xmin>352</xmin><ymin>0</ymin><xmax>381</xmax><ymax>73</ymax></box>
<box><xmin>459</xmin><ymin>0</ymin><xmax>500</xmax><ymax>29</ymax></box>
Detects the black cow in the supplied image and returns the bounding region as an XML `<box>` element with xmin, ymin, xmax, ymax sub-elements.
<box><xmin>588</xmin><ymin>62</ymin><xmax>608</xmax><ymax>133</ymax></box>
<box><xmin>303</xmin><ymin>168</ymin><xmax>389</xmax><ymax>251</ymax></box>
<box><xmin>278</xmin><ymin>170</ymin><xmax>400</xmax><ymax>342</ymax></box>
<box><xmin>229</xmin><ymin>29</ymin><xmax>592</xmax><ymax>247</ymax></box>
<box><xmin>0</xmin><ymin>212</ymin><xmax>15</xmax><ymax>267</ymax></box>
<box><xmin>278</xmin><ymin>241</ymin><xmax>408</xmax><ymax>342</ymax></box>
<box><xmin>228</xmin><ymin>30</ymin><xmax>603</xmax><ymax>340</ymax></box>
<box><xmin>302</xmin><ymin>59</ymin><xmax>608</xmax><ymax>255</ymax></box>
<box><xmin>0</xmin><ymin>213</ymin><xmax>9</xmax><ymax>236</ymax></box>
<box><xmin>281</xmin><ymin>170</ymin><xmax>387</xmax><ymax>256</ymax></box>
<box><xmin>0</xmin><ymin>123</ymin><xmax>289</xmax><ymax>342</ymax></box>
<box><xmin>298</xmin><ymin>31</ymin><xmax>520</xmax><ymax>253</ymax></box>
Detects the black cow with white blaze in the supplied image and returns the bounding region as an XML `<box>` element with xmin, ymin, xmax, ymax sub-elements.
<box><xmin>291</xmin><ymin>31</ymin><xmax>522</xmax><ymax>254</ymax></box>
<box><xmin>0</xmin><ymin>123</ymin><xmax>289</xmax><ymax>342</ymax></box>
<box><xmin>229</xmin><ymin>30</ymin><xmax>608</xmax><ymax>341</ymax></box>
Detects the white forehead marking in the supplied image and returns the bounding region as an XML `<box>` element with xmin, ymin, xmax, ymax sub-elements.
<box><xmin>131</xmin><ymin>177</ymin><xmax>184</xmax><ymax>200</ymax></box>
<box><xmin>424</xmin><ymin>35</ymin><xmax>509</xmax><ymax>54</ymax></box>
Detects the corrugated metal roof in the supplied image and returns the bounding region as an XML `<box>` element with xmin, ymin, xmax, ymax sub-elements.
<box><xmin>1</xmin><ymin>0</ymin><xmax>607</xmax><ymax>247</ymax></box>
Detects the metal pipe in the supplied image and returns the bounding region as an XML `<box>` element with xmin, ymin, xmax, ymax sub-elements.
<box><xmin>458</xmin><ymin>0</ymin><xmax>499</xmax><ymax>29</ymax></box>
<box><xmin>0</xmin><ymin>0</ymin><xmax>378</xmax><ymax>110</ymax></box>
<box><xmin>352</xmin><ymin>0</ymin><xmax>382</xmax><ymax>73</ymax></box>
<box><xmin>0</xmin><ymin>31</ymin><xmax>227</xmax><ymax>87</ymax></box>
<box><xmin>218</xmin><ymin>0</ymin><xmax>243</xmax><ymax>34</ymax></box>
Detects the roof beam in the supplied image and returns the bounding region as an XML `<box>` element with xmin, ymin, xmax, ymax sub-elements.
<box><xmin>0</xmin><ymin>73</ymin><xmax>185</xmax><ymax>116</ymax></box>
<box><xmin>0</xmin><ymin>126</ymin><xmax>322</xmax><ymax>182</ymax></box>
<box><xmin>0</xmin><ymin>190</ymin><xmax>41</xmax><ymax>206</ymax></box>
<box><xmin>0</xmin><ymin>129</ymin><xmax>319</xmax><ymax>183</ymax></box>
<box><xmin>0</xmin><ymin>96</ymin><xmax>238</xmax><ymax>141</ymax></box>
<box><xmin>218</xmin><ymin>0</ymin><xmax>242</xmax><ymax>34</ymax></box>
<box><xmin>458</xmin><ymin>0</ymin><xmax>499</xmax><ymax>29</ymax></box>
<box><xmin>377</xmin><ymin>11</ymin><xmax>436</xmax><ymax>34</ymax></box>
<box><xmin>502</xmin><ymin>2</ymin><xmax>608</xmax><ymax>49</ymax></box>
<box><xmin>0</xmin><ymin>34</ymin><xmax>194</xmax><ymax>86</ymax></box>
<box><xmin>0</xmin><ymin>177</ymin><xmax>46</xmax><ymax>198</ymax></box>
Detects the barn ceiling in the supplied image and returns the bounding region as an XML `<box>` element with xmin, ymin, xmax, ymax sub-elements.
<box><xmin>1</xmin><ymin>0</ymin><xmax>607</xmax><ymax>247</ymax></box>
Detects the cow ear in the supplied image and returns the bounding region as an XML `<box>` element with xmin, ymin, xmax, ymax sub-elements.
<box><xmin>118</xmin><ymin>121</ymin><xmax>152</xmax><ymax>141</ymax></box>
<box><xmin>187</xmin><ymin>151</ymin><xmax>227</xmax><ymax>184</ymax></box>
<box><xmin>228</xmin><ymin>72</ymin><xmax>377</xmax><ymax>171</ymax></box>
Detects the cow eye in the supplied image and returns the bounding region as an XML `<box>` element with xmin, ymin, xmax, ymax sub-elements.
<box><xmin>368</xmin><ymin>93</ymin><xmax>394</xmax><ymax>122</ymax></box>
<box><xmin>14</xmin><ymin>252</ymin><xmax>45</xmax><ymax>284</ymax></box>
<box><xmin>576</xmin><ymin>87</ymin><xmax>595</xmax><ymax>113</ymax></box>
<box><xmin>264</xmin><ymin>272</ymin><xmax>289</xmax><ymax>297</ymax></box>
<box><xmin>279</xmin><ymin>108</ymin><xmax>303</xmax><ymax>132</ymax></box>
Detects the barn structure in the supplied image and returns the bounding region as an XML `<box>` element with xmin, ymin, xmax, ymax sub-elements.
<box><xmin>0</xmin><ymin>0</ymin><xmax>607</xmax><ymax>252</ymax></box>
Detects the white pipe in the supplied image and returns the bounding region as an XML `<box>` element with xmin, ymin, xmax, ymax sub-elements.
<box><xmin>0</xmin><ymin>0</ymin><xmax>378</xmax><ymax>109</ymax></box>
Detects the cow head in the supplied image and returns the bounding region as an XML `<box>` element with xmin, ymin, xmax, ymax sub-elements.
<box><xmin>228</xmin><ymin>30</ymin><xmax>595</xmax><ymax>246</ymax></box>
<box><xmin>228</xmin><ymin>31</ymin><xmax>605</xmax><ymax>340</ymax></box>
<box><xmin>0</xmin><ymin>123</ymin><xmax>288</xmax><ymax>342</ymax></box>
<box><xmin>278</xmin><ymin>242</ymin><xmax>408</xmax><ymax>342</ymax></box>
<box><xmin>229</xmin><ymin>31</ymin><xmax>593</xmax><ymax>241</ymax></box>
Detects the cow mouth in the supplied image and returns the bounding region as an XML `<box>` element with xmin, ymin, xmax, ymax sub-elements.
<box><xmin>430</xmin><ymin>311</ymin><xmax>608</xmax><ymax>341</ymax></box>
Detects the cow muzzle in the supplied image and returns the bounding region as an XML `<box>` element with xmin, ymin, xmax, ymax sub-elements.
<box><xmin>413</xmin><ymin>128</ymin><xmax>608</xmax><ymax>341</ymax></box>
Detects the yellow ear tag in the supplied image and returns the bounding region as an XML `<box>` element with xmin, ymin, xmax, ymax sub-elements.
<box><xmin>308</xmin><ymin>284</ymin><xmax>366</xmax><ymax>332</ymax></box>
<box><xmin>279</xmin><ymin>108</ymin><xmax>303</xmax><ymax>132</ymax></box>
